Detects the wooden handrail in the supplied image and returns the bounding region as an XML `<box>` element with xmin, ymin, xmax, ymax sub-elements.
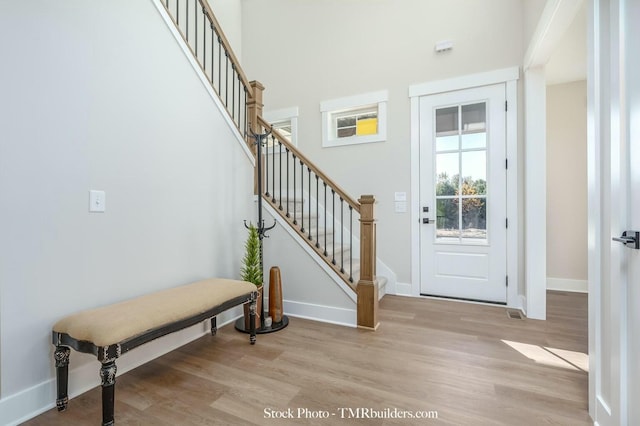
<box><xmin>196</xmin><ymin>0</ymin><xmax>252</xmax><ymax>93</ymax></box>
<box><xmin>257</xmin><ymin>116</ymin><xmax>361</xmax><ymax>213</ymax></box>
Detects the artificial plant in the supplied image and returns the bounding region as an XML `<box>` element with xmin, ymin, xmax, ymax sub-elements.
<box><xmin>240</xmin><ymin>223</ymin><xmax>262</xmax><ymax>287</ymax></box>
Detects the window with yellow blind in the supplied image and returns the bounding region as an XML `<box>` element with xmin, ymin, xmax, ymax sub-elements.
<box><xmin>321</xmin><ymin>91</ymin><xmax>388</xmax><ymax>147</ymax></box>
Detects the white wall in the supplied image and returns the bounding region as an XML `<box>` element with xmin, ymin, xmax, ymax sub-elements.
<box><xmin>546</xmin><ymin>80</ymin><xmax>587</xmax><ymax>288</ymax></box>
<box><xmin>0</xmin><ymin>0</ymin><xmax>253</xmax><ymax>422</ymax></box>
<box><xmin>210</xmin><ymin>0</ymin><xmax>243</xmax><ymax>61</ymax></box>
<box><xmin>241</xmin><ymin>0</ymin><xmax>524</xmax><ymax>286</ymax></box>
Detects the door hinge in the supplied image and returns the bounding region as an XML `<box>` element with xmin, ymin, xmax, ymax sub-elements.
<box><xmin>505</xmin><ymin>158</ymin><xmax>508</xmax><ymax>169</ymax></box>
<box><xmin>506</xmin><ymin>218</ymin><xmax>509</xmax><ymax>228</ymax></box>
<box><xmin>505</xmin><ymin>100</ymin><xmax>508</xmax><ymax>111</ymax></box>
<box><xmin>506</xmin><ymin>275</ymin><xmax>509</xmax><ymax>287</ymax></box>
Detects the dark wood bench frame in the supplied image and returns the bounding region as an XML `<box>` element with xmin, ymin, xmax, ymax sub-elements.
<box><xmin>52</xmin><ymin>291</ymin><xmax>257</xmax><ymax>426</ymax></box>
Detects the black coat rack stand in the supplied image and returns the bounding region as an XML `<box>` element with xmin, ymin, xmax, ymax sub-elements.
<box><xmin>235</xmin><ymin>129</ymin><xmax>289</xmax><ymax>334</ymax></box>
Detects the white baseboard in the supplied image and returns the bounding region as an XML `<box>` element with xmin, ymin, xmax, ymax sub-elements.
<box><xmin>394</xmin><ymin>282</ymin><xmax>412</xmax><ymax>296</ymax></box>
<box><xmin>283</xmin><ymin>300</ymin><xmax>356</xmax><ymax>328</ymax></box>
<box><xmin>375</xmin><ymin>258</ymin><xmax>397</xmax><ymax>296</ymax></box>
<box><xmin>547</xmin><ymin>277</ymin><xmax>588</xmax><ymax>293</ymax></box>
<box><xmin>0</xmin><ymin>379</ymin><xmax>56</xmax><ymax>426</ymax></box>
<box><xmin>0</xmin><ymin>308</ymin><xmax>243</xmax><ymax>426</ymax></box>
<box><xmin>377</xmin><ymin>277</ymin><xmax>388</xmax><ymax>300</ymax></box>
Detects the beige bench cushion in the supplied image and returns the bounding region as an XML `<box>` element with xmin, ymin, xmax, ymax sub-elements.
<box><xmin>53</xmin><ymin>278</ymin><xmax>257</xmax><ymax>347</ymax></box>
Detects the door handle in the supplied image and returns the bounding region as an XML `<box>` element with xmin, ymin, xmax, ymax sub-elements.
<box><xmin>612</xmin><ymin>231</ymin><xmax>640</xmax><ymax>249</ymax></box>
<box><xmin>422</xmin><ymin>207</ymin><xmax>433</xmax><ymax>224</ymax></box>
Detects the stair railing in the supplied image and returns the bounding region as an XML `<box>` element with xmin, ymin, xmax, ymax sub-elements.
<box><xmin>256</xmin><ymin>116</ymin><xmax>359</xmax><ymax>284</ymax></box>
<box><xmin>161</xmin><ymin>0</ymin><xmax>252</xmax><ymax>142</ymax></box>
<box><xmin>160</xmin><ymin>0</ymin><xmax>378</xmax><ymax>329</ymax></box>
<box><xmin>255</xmin><ymin>117</ymin><xmax>379</xmax><ymax>329</ymax></box>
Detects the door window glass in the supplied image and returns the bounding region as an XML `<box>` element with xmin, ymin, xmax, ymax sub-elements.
<box><xmin>434</xmin><ymin>102</ymin><xmax>488</xmax><ymax>242</ymax></box>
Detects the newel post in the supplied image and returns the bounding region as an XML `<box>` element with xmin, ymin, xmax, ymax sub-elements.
<box><xmin>247</xmin><ymin>80</ymin><xmax>265</xmax><ymax>194</ymax></box>
<box><xmin>357</xmin><ymin>195</ymin><xmax>379</xmax><ymax>330</ymax></box>
<box><xmin>247</xmin><ymin>80</ymin><xmax>265</xmax><ymax>139</ymax></box>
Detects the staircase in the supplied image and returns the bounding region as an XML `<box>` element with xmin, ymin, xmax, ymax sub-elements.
<box><xmin>158</xmin><ymin>0</ymin><xmax>388</xmax><ymax>328</ymax></box>
<box><xmin>256</xmin><ymin>117</ymin><xmax>389</xmax><ymax>298</ymax></box>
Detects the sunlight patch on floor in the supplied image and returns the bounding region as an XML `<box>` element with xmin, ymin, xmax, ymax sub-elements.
<box><xmin>502</xmin><ymin>340</ymin><xmax>588</xmax><ymax>372</ymax></box>
<box><xmin>545</xmin><ymin>346</ymin><xmax>589</xmax><ymax>371</ymax></box>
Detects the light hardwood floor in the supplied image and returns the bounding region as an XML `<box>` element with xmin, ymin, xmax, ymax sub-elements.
<box><xmin>24</xmin><ymin>291</ymin><xmax>590</xmax><ymax>425</ymax></box>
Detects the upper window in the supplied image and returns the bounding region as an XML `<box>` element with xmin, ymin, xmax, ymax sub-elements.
<box><xmin>271</xmin><ymin>119</ymin><xmax>293</xmax><ymax>143</ymax></box>
<box><xmin>321</xmin><ymin>91</ymin><xmax>388</xmax><ymax>147</ymax></box>
<box><xmin>263</xmin><ymin>107</ymin><xmax>298</xmax><ymax>153</ymax></box>
<box><xmin>334</xmin><ymin>106</ymin><xmax>378</xmax><ymax>138</ymax></box>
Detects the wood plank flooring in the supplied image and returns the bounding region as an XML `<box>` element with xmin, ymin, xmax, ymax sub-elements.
<box><xmin>24</xmin><ymin>291</ymin><xmax>590</xmax><ymax>425</ymax></box>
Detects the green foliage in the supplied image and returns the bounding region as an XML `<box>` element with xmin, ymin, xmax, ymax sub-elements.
<box><xmin>240</xmin><ymin>223</ymin><xmax>262</xmax><ymax>287</ymax></box>
<box><xmin>435</xmin><ymin>173</ymin><xmax>487</xmax><ymax>231</ymax></box>
<box><xmin>436</xmin><ymin>172</ymin><xmax>457</xmax><ymax>196</ymax></box>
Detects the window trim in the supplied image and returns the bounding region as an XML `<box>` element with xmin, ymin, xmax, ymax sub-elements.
<box><xmin>263</xmin><ymin>106</ymin><xmax>299</xmax><ymax>148</ymax></box>
<box><xmin>321</xmin><ymin>90</ymin><xmax>388</xmax><ymax>148</ymax></box>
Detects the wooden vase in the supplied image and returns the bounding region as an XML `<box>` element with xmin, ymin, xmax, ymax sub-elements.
<box><xmin>244</xmin><ymin>285</ymin><xmax>262</xmax><ymax>330</ymax></box>
<box><xmin>268</xmin><ymin>266</ymin><xmax>283</xmax><ymax>323</ymax></box>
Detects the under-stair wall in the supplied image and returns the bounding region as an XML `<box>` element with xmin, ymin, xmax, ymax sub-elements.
<box><xmin>262</xmin><ymin>205</ymin><xmax>359</xmax><ymax>327</ymax></box>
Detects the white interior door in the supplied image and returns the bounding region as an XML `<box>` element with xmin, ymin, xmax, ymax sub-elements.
<box><xmin>590</xmin><ymin>0</ymin><xmax>640</xmax><ymax>424</ymax></box>
<box><xmin>419</xmin><ymin>84</ymin><xmax>507</xmax><ymax>303</ymax></box>
<box><xmin>625</xmin><ymin>3</ymin><xmax>640</xmax><ymax>422</ymax></box>
<box><xmin>625</xmin><ymin>2</ymin><xmax>640</xmax><ymax>422</ymax></box>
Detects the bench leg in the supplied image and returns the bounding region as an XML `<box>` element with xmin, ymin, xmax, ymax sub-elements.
<box><xmin>99</xmin><ymin>361</ymin><xmax>117</xmax><ymax>426</ymax></box>
<box><xmin>210</xmin><ymin>316</ymin><xmax>217</xmax><ymax>336</ymax></box>
<box><xmin>249</xmin><ymin>299</ymin><xmax>257</xmax><ymax>344</ymax></box>
<box><xmin>54</xmin><ymin>346</ymin><xmax>71</xmax><ymax>411</ymax></box>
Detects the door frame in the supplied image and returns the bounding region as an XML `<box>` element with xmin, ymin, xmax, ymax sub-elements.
<box><xmin>409</xmin><ymin>67</ymin><xmax>520</xmax><ymax>309</ymax></box>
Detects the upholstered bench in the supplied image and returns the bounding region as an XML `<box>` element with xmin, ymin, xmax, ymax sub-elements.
<box><xmin>52</xmin><ymin>278</ymin><xmax>258</xmax><ymax>426</ymax></box>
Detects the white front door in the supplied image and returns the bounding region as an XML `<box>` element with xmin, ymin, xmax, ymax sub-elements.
<box><xmin>419</xmin><ymin>84</ymin><xmax>507</xmax><ymax>303</ymax></box>
<box><xmin>589</xmin><ymin>0</ymin><xmax>640</xmax><ymax>424</ymax></box>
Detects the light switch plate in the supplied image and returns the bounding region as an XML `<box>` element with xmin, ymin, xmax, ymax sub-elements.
<box><xmin>394</xmin><ymin>192</ymin><xmax>407</xmax><ymax>202</ymax></box>
<box><xmin>395</xmin><ymin>201</ymin><xmax>407</xmax><ymax>213</ymax></box>
<box><xmin>89</xmin><ymin>190</ymin><xmax>106</xmax><ymax>213</ymax></box>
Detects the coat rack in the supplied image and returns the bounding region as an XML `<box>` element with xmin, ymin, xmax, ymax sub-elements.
<box><xmin>235</xmin><ymin>129</ymin><xmax>289</xmax><ymax>334</ymax></box>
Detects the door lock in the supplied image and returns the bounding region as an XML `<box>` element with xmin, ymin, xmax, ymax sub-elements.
<box><xmin>422</xmin><ymin>207</ymin><xmax>433</xmax><ymax>224</ymax></box>
<box><xmin>612</xmin><ymin>231</ymin><xmax>640</xmax><ymax>249</ymax></box>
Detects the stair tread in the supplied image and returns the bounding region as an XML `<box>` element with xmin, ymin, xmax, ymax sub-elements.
<box><xmin>265</xmin><ymin>198</ymin><xmax>388</xmax><ymax>301</ymax></box>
